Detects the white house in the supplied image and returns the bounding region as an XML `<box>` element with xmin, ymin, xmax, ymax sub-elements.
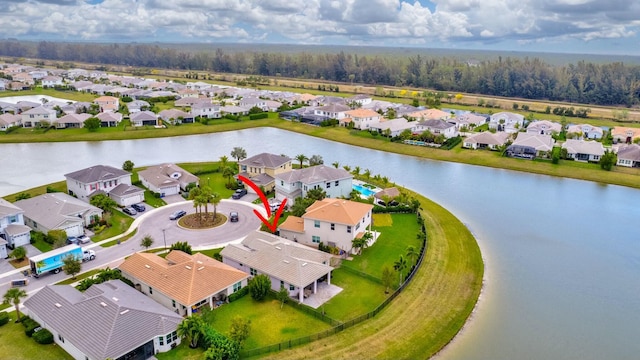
<box><xmin>343</xmin><ymin>108</ymin><xmax>382</xmax><ymax>129</ymax></box>
<box><xmin>615</xmin><ymin>144</ymin><xmax>640</xmax><ymax>167</ymax></box>
<box><xmin>462</xmin><ymin>131</ymin><xmax>512</xmax><ymax>150</ymax></box>
<box><xmin>526</xmin><ymin>120</ymin><xmax>562</xmax><ymax>135</ymax></box>
<box><xmin>562</xmin><ymin>139</ymin><xmax>605</xmax><ymax>163</ymax></box>
<box><xmin>313</xmin><ymin>104</ymin><xmax>351</xmax><ymax>120</ymax></box>
<box><xmin>566</xmin><ymin>124</ymin><xmax>603</xmax><ymax>140</ymax></box>
<box><xmin>369</xmin><ymin>118</ymin><xmax>415</xmax><ymax>137</ymax></box>
<box><xmin>275</xmin><ymin>165</ymin><xmax>353</xmax><ymax>205</ymax></box>
<box><xmin>138</xmin><ymin>164</ymin><xmax>199</xmax><ymax>196</ymax></box>
<box><xmin>0</xmin><ymin>198</ymin><xmax>31</xmax><ymax>248</ymax></box>
<box><xmin>489</xmin><ymin>112</ymin><xmax>525</xmax><ymax>133</ymax></box>
<box><xmin>65</xmin><ymin>165</ymin><xmax>138</xmax><ymax>204</ymax></box>
<box><xmin>279</xmin><ymin>198</ymin><xmax>374</xmax><ymax>254</ymax></box>
<box><xmin>20</xmin><ymin>106</ymin><xmax>56</xmax><ymax>128</ymax></box>
<box><xmin>41</xmin><ymin>76</ymin><xmax>63</xmax><ymax>88</ymax></box>
<box><xmin>0</xmin><ymin>113</ymin><xmax>21</xmax><ymax>130</ymax></box>
<box><xmin>413</xmin><ymin>119</ymin><xmax>457</xmax><ymax>138</ymax></box>
<box><xmin>130</xmin><ymin>110</ymin><xmax>159</xmax><ymax>127</ymax></box>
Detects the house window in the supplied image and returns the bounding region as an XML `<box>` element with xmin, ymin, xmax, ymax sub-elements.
<box><xmin>314</xmin><ymin>220</ymin><xmax>320</xmax><ymax>228</ymax></box>
<box><xmin>289</xmin><ymin>284</ymin><xmax>295</xmax><ymax>291</ymax></box>
<box><xmin>347</xmin><ymin>226</ymin><xmax>352</xmax><ymax>233</ymax></box>
<box><xmin>166</xmin><ymin>331</ymin><xmax>177</xmax><ymax>344</ymax></box>
<box><xmin>250</xmin><ymin>268</ymin><xmax>257</xmax><ymax>276</ymax></box>
<box><xmin>356</xmin><ymin>223</ymin><xmax>360</xmax><ymax>230</ymax></box>
<box><xmin>281</xmin><ymin>181</ymin><xmax>284</xmax><ymax>186</ymax></box>
<box><xmin>8</xmin><ymin>215</ymin><xmax>17</xmax><ymax>223</ymax></box>
<box><xmin>159</xmin><ymin>336</ymin><xmax>164</xmax><ymax>346</ymax></box>
<box><xmin>233</xmin><ymin>282</ymin><xmax>242</xmax><ymax>292</ymax></box>
<box><xmin>280</xmin><ymin>280</ymin><xmax>284</xmax><ymax>288</ymax></box>
<box><xmin>335</xmin><ymin>181</ymin><xmax>339</xmax><ymax>186</ymax></box>
<box><xmin>326</xmin><ymin>182</ymin><xmax>331</xmax><ymax>189</ymax></box>
<box><xmin>331</xmin><ymin>223</ymin><xmax>335</xmax><ymax>231</ymax></box>
<box><xmin>312</xmin><ymin>235</ymin><xmax>320</xmax><ymax>243</ymax></box>
<box><xmin>172</xmin><ymin>300</ymin><xmax>176</xmax><ymax>308</ymax></box>
<box><xmin>58</xmin><ymin>334</ymin><xmax>65</xmax><ymax>343</ymax></box>
<box><xmin>149</xmin><ymin>287</ymin><xmax>153</xmax><ymax>294</ymax></box>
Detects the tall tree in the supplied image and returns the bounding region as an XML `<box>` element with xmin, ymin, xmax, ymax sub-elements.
<box><xmin>122</xmin><ymin>160</ymin><xmax>134</xmax><ymax>171</ymax></box>
<box><xmin>381</xmin><ymin>266</ymin><xmax>395</xmax><ymax>294</ymax></box>
<box><xmin>309</xmin><ymin>154</ymin><xmax>324</xmax><ymax>166</ymax></box>
<box><xmin>295</xmin><ymin>154</ymin><xmax>308</xmax><ymax>168</ymax></box>
<box><xmin>249</xmin><ymin>274</ymin><xmax>271</xmax><ymax>301</ymax></box>
<box><xmin>230</xmin><ymin>147</ymin><xmax>247</xmax><ymax>162</ymax></box>
<box><xmin>62</xmin><ymin>254</ymin><xmax>82</xmax><ymax>279</ymax></box>
<box><xmin>90</xmin><ymin>193</ymin><xmax>117</xmax><ymax>214</ymax></box>
<box><xmin>3</xmin><ymin>288</ymin><xmax>27</xmax><ymax>321</ymax></box>
<box><xmin>219</xmin><ymin>155</ymin><xmax>229</xmax><ymax>170</ymax></box>
<box><xmin>228</xmin><ymin>316</ymin><xmax>251</xmax><ymax>347</ymax></box>
<box><xmin>177</xmin><ymin>315</ymin><xmax>206</xmax><ymax>348</ymax></box>
<box><xmin>222</xmin><ymin>166</ymin><xmax>235</xmax><ymax>186</ymax></box>
<box><xmin>211</xmin><ymin>192</ymin><xmax>221</xmax><ymax>219</ymax></box>
<box><xmin>406</xmin><ymin>245</ymin><xmax>419</xmax><ymax>266</ymax></box>
<box><xmin>394</xmin><ymin>255</ymin><xmax>408</xmax><ymax>286</ymax></box>
<box><xmin>277</xmin><ymin>286</ymin><xmax>289</xmax><ymax>309</ymax></box>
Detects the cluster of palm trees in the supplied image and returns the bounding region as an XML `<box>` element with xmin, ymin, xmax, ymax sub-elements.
<box><xmin>218</xmin><ymin>155</ymin><xmax>236</xmax><ymax>187</ymax></box>
<box><xmin>394</xmin><ymin>245</ymin><xmax>420</xmax><ymax>286</ymax></box>
<box><xmin>189</xmin><ymin>186</ymin><xmax>222</xmax><ymax>224</ymax></box>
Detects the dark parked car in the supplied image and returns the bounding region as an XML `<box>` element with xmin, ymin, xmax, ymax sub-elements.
<box><xmin>123</xmin><ymin>207</ymin><xmax>137</xmax><ymax>216</ymax></box>
<box><xmin>232</xmin><ymin>188</ymin><xmax>248</xmax><ymax>199</ymax></box>
<box><xmin>229</xmin><ymin>211</ymin><xmax>239</xmax><ymax>222</ymax></box>
<box><xmin>169</xmin><ymin>210</ymin><xmax>187</xmax><ymax>220</ymax></box>
<box><xmin>131</xmin><ymin>203</ymin><xmax>146</xmax><ymax>212</ymax></box>
<box><xmin>66</xmin><ymin>236</ymin><xmax>79</xmax><ymax>245</ymax></box>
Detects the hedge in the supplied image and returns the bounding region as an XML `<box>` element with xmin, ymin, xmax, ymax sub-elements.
<box><xmin>0</xmin><ymin>312</ymin><xmax>9</xmax><ymax>326</ymax></box>
<box><xmin>24</xmin><ymin>319</ymin><xmax>41</xmax><ymax>337</ymax></box>
<box><xmin>228</xmin><ymin>286</ymin><xmax>249</xmax><ymax>302</ymax></box>
<box><xmin>249</xmin><ymin>113</ymin><xmax>268</xmax><ymax>120</ymax></box>
<box><xmin>33</xmin><ymin>328</ymin><xmax>54</xmax><ymax>344</ymax></box>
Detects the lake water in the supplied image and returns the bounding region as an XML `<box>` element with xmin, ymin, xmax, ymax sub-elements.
<box><xmin>1</xmin><ymin>128</ymin><xmax>639</xmax><ymax>359</ymax></box>
<box><xmin>0</xmin><ymin>95</ymin><xmax>75</xmax><ymax>104</ymax></box>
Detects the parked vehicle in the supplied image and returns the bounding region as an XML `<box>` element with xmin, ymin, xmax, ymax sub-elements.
<box><xmin>131</xmin><ymin>203</ymin><xmax>146</xmax><ymax>212</ymax></box>
<box><xmin>77</xmin><ymin>234</ymin><xmax>91</xmax><ymax>244</ymax></box>
<box><xmin>66</xmin><ymin>236</ymin><xmax>79</xmax><ymax>245</ymax></box>
<box><xmin>29</xmin><ymin>245</ymin><xmax>94</xmax><ymax>278</ymax></box>
<box><xmin>123</xmin><ymin>207</ymin><xmax>137</xmax><ymax>216</ymax></box>
<box><xmin>232</xmin><ymin>188</ymin><xmax>248</xmax><ymax>199</ymax></box>
<box><xmin>11</xmin><ymin>279</ymin><xmax>28</xmax><ymax>287</ymax></box>
<box><xmin>229</xmin><ymin>211</ymin><xmax>239</xmax><ymax>222</ymax></box>
<box><xmin>169</xmin><ymin>210</ymin><xmax>186</xmax><ymax>220</ymax></box>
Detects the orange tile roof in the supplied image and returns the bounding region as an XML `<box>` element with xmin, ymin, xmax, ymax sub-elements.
<box><xmin>344</xmin><ymin>108</ymin><xmax>380</xmax><ymax>118</ymax></box>
<box><xmin>118</xmin><ymin>251</ymin><xmax>249</xmax><ymax>306</ymax></box>
<box><xmin>94</xmin><ymin>96</ymin><xmax>118</xmax><ymax>103</ymax></box>
<box><xmin>611</xmin><ymin>126</ymin><xmax>640</xmax><ymax>138</ymax></box>
<box><xmin>303</xmin><ymin>198</ymin><xmax>373</xmax><ymax>225</ymax></box>
<box><xmin>279</xmin><ymin>215</ymin><xmax>305</xmax><ymax>233</ymax></box>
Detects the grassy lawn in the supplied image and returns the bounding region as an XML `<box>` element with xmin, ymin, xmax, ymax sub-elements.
<box><xmin>178</xmin><ymin>161</ymin><xmax>237</xmax><ymax>198</ymax></box>
<box><xmin>56</xmin><ymin>268</ymin><xmax>102</xmax><ymax>285</ymax></box>
<box><xmin>371</xmin><ymin>213</ymin><xmax>393</xmax><ymax>226</ymax></box>
<box><xmin>155</xmin><ymin>343</ymin><xmax>204</xmax><ymax>360</ymax></box>
<box><xmin>91</xmin><ymin>211</ymin><xmax>134</xmax><ymax>242</ymax></box>
<box><xmin>144</xmin><ymin>190</ymin><xmax>167</xmax><ymax>207</ymax></box>
<box><xmin>347</xmin><ymin>213</ymin><xmax>422</xmax><ymax>279</ymax></box>
<box><xmin>321</xmin><ymin>269</ymin><xmax>388</xmax><ymax>321</ymax></box>
<box><xmin>0</xmin><ymin>311</ymin><xmax>73</xmax><ymax>360</ymax></box>
<box><xmin>3</xmin><ymin>181</ymin><xmax>67</xmax><ymax>203</ymax></box>
<box><xmin>101</xmin><ymin>229</ymin><xmax>137</xmax><ymax>248</ymax></box>
<box><xmin>194</xmin><ymin>248</ymin><xmax>222</xmax><ymax>259</ymax></box>
<box><xmin>31</xmin><ymin>234</ymin><xmax>53</xmax><ymax>253</ymax></box>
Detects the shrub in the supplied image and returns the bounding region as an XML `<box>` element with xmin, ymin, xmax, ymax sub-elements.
<box><xmin>25</xmin><ymin>319</ymin><xmax>41</xmax><ymax>337</ymax></box>
<box><xmin>0</xmin><ymin>312</ymin><xmax>9</xmax><ymax>326</ymax></box>
<box><xmin>249</xmin><ymin>113</ymin><xmax>268</xmax><ymax>120</ymax></box>
<box><xmin>228</xmin><ymin>286</ymin><xmax>249</xmax><ymax>302</ymax></box>
<box><xmin>33</xmin><ymin>328</ymin><xmax>54</xmax><ymax>344</ymax></box>
<box><xmin>249</xmin><ymin>274</ymin><xmax>271</xmax><ymax>301</ymax></box>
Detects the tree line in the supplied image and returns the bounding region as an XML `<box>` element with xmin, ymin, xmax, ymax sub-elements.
<box><xmin>1</xmin><ymin>40</ymin><xmax>639</xmax><ymax>106</ymax></box>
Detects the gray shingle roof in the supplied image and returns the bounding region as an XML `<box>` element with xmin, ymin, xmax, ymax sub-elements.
<box><xmin>275</xmin><ymin>165</ymin><xmax>351</xmax><ymax>185</ymax></box>
<box><xmin>221</xmin><ymin>231</ymin><xmax>333</xmax><ymax>288</ymax></box>
<box><xmin>64</xmin><ymin>165</ymin><xmax>129</xmax><ymax>184</ymax></box>
<box><xmin>417</xmin><ymin>119</ymin><xmax>455</xmax><ymax>130</ymax></box>
<box><xmin>15</xmin><ymin>193</ymin><xmax>102</xmax><ymax>230</ymax></box>
<box><xmin>24</xmin><ymin>280</ymin><xmax>182</xmax><ymax>360</ymax></box>
<box><xmin>512</xmin><ymin>133</ymin><xmax>555</xmax><ymax>151</ymax></box>
<box><xmin>617</xmin><ymin>144</ymin><xmax>640</xmax><ymax>161</ymax></box>
<box><xmin>0</xmin><ymin>198</ymin><xmax>23</xmax><ymax>218</ymax></box>
<box><xmin>561</xmin><ymin>139</ymin><xmax>605</xmax><ymax>155</ymax></box>
<box><xmin>240</xmin><ymin>153</ymin><xmax>291</xmax><ymax>169</ymax></box>
<box><xmin>109</xmin><ymin>183</ymin><xmax>144</xmax><ymax>197</ymax></box>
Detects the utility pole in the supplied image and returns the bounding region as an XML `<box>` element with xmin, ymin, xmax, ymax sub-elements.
<box><xmin>162</xmin><ymin>228</ymin><xmax>167</xmax><ymax>251</ymax></box>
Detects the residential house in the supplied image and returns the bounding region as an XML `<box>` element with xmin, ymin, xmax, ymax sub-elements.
<box><xmin>28</xmin><ymin>70</ymin><xmax>48</xmax><ymax>80</ymax></box>
<box><xmin>373</xmin><ymin>187</ymin><xmax>401</xmax><ymax>207</ymax></box>
<box><xmin>96</xmin><ymin>111</ymin><xmax>122</xmax><ymax>127</ymax></box>
<box><xmin>313</xmin><ymin>104</ymin><xmax>351</xmax><ymax>120</ymax></box>
<box><xmin>275</xmin><ymin>165</ymin><xmax>353</xmax><ymax>205</ymax></box>
<box><xmin>239</xmin><ymin>97</ymin><xmax>267</xmax><ymax>111</ymax></box>
<box><xmin>220</xmin><ymin>230</ymin><xmax>334</xmax><ymax>304</ymax></box>
<box><xmin>15</xmin><ymin>193</ymin><xmax>102</xmax><ymax>237</ymax></box>
<box><xmin>263</xmin><ymin>100</ymin><xmax>283</xmax><ymax>112</ymax></box>
<box><xmin>448</xmin><ymin>113</ymin><xmax>487</xmax><ymax>130</ymax></box>
<box><xmin>8</xmin><ymin>81</ymin><xmax>29</xmax><ymax>91</ymax></box>
<box><xmin>126</xmin><ymin>100</ymin><xmax>150</xmax><ymax>113</ymax></box>
<box><xmin>526</xmin><ymin>120</ymin><xmax>562</xmax><ymax>135</ymax></box>
<box><xmin>177</xmin><ymin>88</ymin><xmax>200</xmax><ymax>98</ymax></box>
<box><xmin>0</xmin><ymin>198</ymin><xmax>31</xmax><ymax>248</ymax></box>
<box><xmin>138</xmin><ymin>163</ymin><xmax>199</xmax><ymax>196</ymax></box>
<box><xmin>566</xmin><ymin>124</ymin><xmax>603</xmax><ymax>140</ymax></box>
<box><xmin>369</xmin><ymin>118</ymin><xmax>415</xmax><ymax>137</ymax></box>
<box><xmin>220</xmin><ymin>105</ymin><xmax>249</xmax><ymax>116</ymax></box>
<box><xmin>0</xmin><ymin>113</ymin><xmax>21</xmax><ymax>130</ymax></box>
<box><xmin>130</xmin><ymin>110</ymin><xmax>159</xmax><ymax>127</ymax></box>
<box><xmin>489</xmin><ymin>112</ymin><xmax>525</xmax><ymax>133</ymax></box>
<box><xmin>65</xmin><ymin>68</ymin><xmax>89</xmax><ymax>79</ymax></box>
<box><xmin>108</xmin><ymin>183</ymin><xmax>146</xmax><ymax>207</ymax></box>
<box><xmin>463</xmin><ymin>131</ymin><xmax>512</xmax><ymax>150</ymax></box>
<box><xmin>20</xmin><ymin>106</ymin><xmax>56</xmax><ymax>127</ymax></box>
<box><xmin>615</xmin><ymin>144</ymin><xmax>640</xmax><ymax>167</ymax></box>
<box><xmin>65</xmin><ymin>164</ymin><xmax>140</xmax><ymax>205</ymax></box>
<box><xmin>507</xmin><ymin>133</ymin><xmax>555</xmax><ymax>159</ymax></box>
<box><xmin>342</xmin><ymin>108</ymin><xmax>382</xmax><ymax>129</ymax></box>
<box><xmin>24</xmin><ymin>280</ymin><xmax>183</xmax><ymax>360</ymax></box>
<box><xmin>562</xmin><ymin>139</ymin><xmax>605</xmax><ymax>163</ymax></box>
<box><xmin>41</xmin><ymin>76</ymin><xmax>63</xmax><ymax>88</ymax></box>
<box><xmin>12</xmin><ymin>72</ymin><xmax>34</xmax><ymax>86</ymax></box>
<box><xmin>159</xmin><ymin>109</ymin><xmax>194</xmax><ymax>124</ymax></box>
<box><xmin>53</xmin><ymin>113</ymin><xmax>91</xmax><ymax>129</ymax></box>
<box><xmin>190</xmin><ymin>101</ymin><xmax>220</xmax><ymax>118</ymax></box>
<box><xmin>119</xmin><ymin>251</ymin><xmax>249</xmax><ymax>316</ymax></box>
<box><xmin>347</xmin><ymin>94</ymin><xmax>373</xmax><ymax>107</ymax></box>
<box><xmin>93</xmin><ymin>96</ymin><xmax>119</xmax><ymax>112</ymax></box>
<box><xmin>278</xmin><ymin>198</ymin><xmax>373</xmax><ymax>254</ymax></box>
<box><xmin>611</xmin><ymin>126</ymin><xmax>640</xmax><ymax>144</ymax></box>
<box><xmin>238</xmin><ymin>153</ymin><xmax>292</xmax><ymax>193</ymax></box>
<box><xmin>407</xmin><ymin>108</ymin><xmax>451</xmax><ymax>121</ymax></box>
<box><xmin>413</xmin><ymin>119</ymin><xmax>457</xmax><ymax>138</ymax></box>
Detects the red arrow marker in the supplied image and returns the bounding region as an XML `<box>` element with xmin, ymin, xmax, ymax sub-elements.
<box><xmin>238</xmin><ymin>175</ymin><xmax>287</xmax><ymax>233</ymax></box>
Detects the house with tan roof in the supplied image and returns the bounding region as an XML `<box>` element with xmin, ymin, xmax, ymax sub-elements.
<box><xmin>562</xmin><ymin>139</ymin><xmax>605</xmax><ymax>163</ymax></box>
<box><xmin>275</xmin><ymin>165</ymin><xmax>353</xmax><ymax>205</ymax></box>
<box><xmin>526</xmin><ymin>120</ymin><xmax>562</xmax><ymax>135</ymax></box>
<box><xmin>507</xmin><ymin>133</ymin><xmax>555</xmax><ymax>158</ymax></box>
<box><xmin>220</xmin><ymin>230</ymin><xmax>334</xmax><ymax>304</ymax></box>
<box><xmin>130</xmin><ymin>110</ymin><xmax>159</xmax><ymax>127</ymax></box>
<box><xmin>369</xmin><ymin>117</ymin><xmax>415</xmax><ymax>137</ymax></box>
<box><xmin>119</xmin><ymin>251</ymin><xmax>249</xmax><ymax>316</ymax></box>
<box><xmin>407</xmin><ymin>108</ymin><xmax>451</xmax><ymax>121</ymax></box>
<box><xmin>21</xmin><ymin>106</ymin><xmax>56</xmax><ymax>128</ymax></box>
<box><xmin>0</xmin><ymin>113</ymin><xmax>21</xmax><ymax>130</ymax></box>
<box><xmin>566</xmin><ymin>123</ymin><xmax>603</xmax><ymax>140</ymax></box>
<box><xmin>342</xmin><ymin>108</ymin><xmax>382</xmax><ymax>129</ymax></box>
<box><xmin>138</xmin><ymin>163</ymin><xmax>199</xmax><ymax>196</ymax></box>
<box><xmin>278</xmin><ymin>198</ymin><xmax>373</xmax><ymax>254</ymax></box>
<box><xmin>611</xmin><ymin>126</ymin><xmax>640</xmax><ymax>144</ymax></box>
<box><xmin>93</xmin><ymin>95</ymin><xmax>119</xmax><ymax>112</ymax></box>
<box><xmin>159</xmin><ymin>108</ymin><xmax>194</xmax><ymax>124</ymax></box>
<box><xmin>448</xmin><ymin>113</ymin><xmax>487</xmax><ymax>130</ymax></box>
<box><xmin>0</xmin><ymin>198</ymin><xmax>31</xmax><ymax>249</ymax></box>
<box><xmin>24</xmin><ymin>280</ymin><xmax>183</xmax><ymax>360</ymax></box>
<box><xmin>96</xmin><ymin>111</ymin><xmax>122</xmax><ymax>127</ymax></box>
<box><xmin>238</xmin><ymin>153</ymin><xmax>292</xmax><ymax>193</ymax></box>
<box><xmin>489</xmin><ymin>112</ymin><xmax>525</xmax><ymax>133</ymax></box>
<box><xmin>53</xmin><ymin>113</ymin><xmax>91</xmax><ymax>129</ymax></box>
<box><xmin>413</xmin><ymin>119</ymin><xmax>457</xmax><ymax>138</ymax></box>
<box><xmin>462</xmin><ymin>131</ymin><xmax>512</xmax><ymax>150</ymax></box>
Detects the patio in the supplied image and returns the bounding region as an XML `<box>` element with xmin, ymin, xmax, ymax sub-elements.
<box><xmin>300</xmin><ymin>282</ymin><xmax>343</xmax><ymax>309</ymax></box>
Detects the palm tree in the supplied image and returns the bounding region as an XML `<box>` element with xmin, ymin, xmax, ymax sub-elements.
<box><xmin>406</xmin><ymin>245</ymin><xmax>419</xmax><ymax>266</ymax></box>
<box><xmin>394</xmin><ymin>255</ymin><xmax>408</xmax><ymax>286</ymax></box>
<box><xmin>3</xmin><ymin>288</ymin><xmax>27</xmax><ymax>321</ymax></box>
<box><xmin>352</xmin><ymin>166</ymin><xmax>361</xmax><ymax>176</ymax></box>
<box><xmin>177</xmin><ymin>315</ymin><xmax>206</xmax><ymax>348</ymax></box>
<box><xmin>343</xmin><ymin>165</ymin><xmax>351</xmax><ymax>173</ymax></box>
<box><xmin>295</xmin><ymin>154</ymin><xmax>308</xmax><ymax>169</ymax></box>
<box><xmin>211</xmin><ymin>192</ymin><xmax>221</xmax><ymax>219</ymax></box>
<box><xmin>219</xmin><ymin>155</ymin><xmax>229</xmax><ymax>170</ymax></box>
<box><xmin>363</xmin><ymin>169</ymin><xmax>371</xmax><ymax>179</ymax></box>
<box><xmin>332</xmin><ymin>161</ymin><xmax>340</xmax><ymax>169</ymax></box>
<box><xmin>351</xmin><ymin>237</ymin><xmax>366</xmax><ymax>255</ymax></box>
<box><xmin>222</xmin><ymin>166</ymin><xmax>235</xmax><ymax>186</ymax></box>
<box><xmin>230</xmin><ymin>147</ymin><xmax>247</xmax><ymax>162</ymax></box>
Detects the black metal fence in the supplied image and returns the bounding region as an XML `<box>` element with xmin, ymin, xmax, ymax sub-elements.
<box><xmin>239</xmin><ymin>212</ymin><xmax>428</xmax><ymax>358</ymax></box>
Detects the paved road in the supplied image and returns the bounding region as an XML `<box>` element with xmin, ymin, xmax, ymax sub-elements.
<box><xmin>0</xmin><ymin>198</ymin><xmax>264</xmax><ymax>305</ymax></box>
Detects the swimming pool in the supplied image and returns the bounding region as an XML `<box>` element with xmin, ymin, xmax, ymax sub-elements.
<box><xmin>353</xmin><ymin>183</ymin><xmax>376</xmax><ymax>197</ymax></box>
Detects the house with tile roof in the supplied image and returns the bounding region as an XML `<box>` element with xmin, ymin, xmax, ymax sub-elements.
<box><xmin>507</xmin><ymin>133</ymin><xmax>555</xmax><ymax>158</ymax></box>
<box><xmin>96</xmin><ymin>111</ymin><xmax>123</xmax><ymax>127</ymax></box>
<box><xmin>413</xmin><ymin>119</ymin><xmax>457</xmax><ymax>138</ymax></box>
<box><xmin>313</xmin><ymin>104</ymin><xmax>351</xmax><ymax>120</ymax></box>
<box><xmin>611</xmin><ymin>126</ymin><xmax>640</xmax><ymax>144</ymax></box>
<box><xmin>238</xmin><ymin>153</ymin><xmax>292</xmax><ymax>193</ymax></box>
<box><xmin>566</xmin><ymin>123</ymin><xmax>603</xmax><ymax>140</ymax></box>
<box><xmin>0</xmin><ymin>198</ymin><xmax>31</xmax><ymax>249</ymax></box>
<box><xmin>489</xmin><ymin>112</ymin><xmax>525</xmax><ymax>133</ymax></box>
<box><xmin>0</xmin><ymin>113</ymin><xmax>21</xmax><ymax>130</ymax></box>
<box><xmin>93</xmin><ymin>95</ymin><xmax>119</xmax><ymax>112</ymax></box>
<box><xmin>138</xmin><ymin>163</ymin><xmax>199</xmax><ymax>196</ymax></box>
<box><xmin>159</xmin><ymin>108</ymin><xmax>194</xmax><ymax>124</ymax></box>
<box><xmin>407</xmin><ymin>108</ymin><xmax>451</xmax><ymax>121</ymax></box>
<box><xmin>369</xmin><ymin>117</ymin><xmax>415</xmax><ymax>137</ymax></box>
<box><xmin>64</xmin><ymin>164</ymin><xmax>141</xmax><ymax>205</ymax></box>
<box><xmin>448</xmin><ymin>113</ymin><xmax>487</xmax><ymax>130</ymax></box>
<box><xmin>278</xmin><ymin>198</ymin><xmax>373</xmax><ymax>254</ymax></box>
<box><xmin>526</xmin><ymin>120</ymin><xmax>562</xmax><ymax>135</ymax></box>
<box><xmin>221</xmin><ymin>230</ymin><xmax>334</xmax><ymax>304</ymax></box>
<box><xmin>615</xmin><ymin>144</ymin><xmax>640</xmax><ymax>167</ymax></box>
<box><xmin>562</xmin><ymin>139</ymin><xmax>605</xmax><ymax>163</ymax></box>
<box><xmin>342</xmin><ymin>108</ymin><xmax>382</xmax><ymax>129</ymax></box>
<box><xmin>24</xmin><ymin>280</ymin><xmax>183</xmax><ymax>360</ymax></box>
<box><xmin>462</xmin><ymin>131</ymin><xmax>512</xmax><ymax>150</ymax></box>
<box><xmin>15</xmin><ymin>193</ymin><xmax>102</xmax><ymax>237</ymax></box>
<box><xmin>130</xmin><ymin>110</ymin><xmax>159</xmax><ymax>127</ymax></box>
<box><xmin>119</xmin><ymin>251</ymin><xmax>249</xmax><ymax>316</ymax></box>
<box><xmin>53</xmin><ymin>113</ymin><xmax>91</xmax><ymax>129</ymax></box>
<box><xmin>275</xmin><ymin>165</ymin><xmax>353</xmax><ymax>205</ymax></box>
<box><xmin>20</xmin><ymin>106</ymin><xmax>56</xmax><ymax>128</ymax></box>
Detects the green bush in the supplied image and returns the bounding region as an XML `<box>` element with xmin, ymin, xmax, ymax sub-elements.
<box><xmin>228</xmin><ymin>286</ymin><xmax>249</xmax><ymax>302</ymax></box>
<box><xmin>441</xmin><ymin>136</ymin><xmax>462</xmax><ymax>150</ymax></box>
<box><xmin>25</xmin><ymin>319</ymin><xmax>41</xmax><ymax>337</ymax></box>
<box><xmin>0</xmin><ymin>312</ymin><xmax>9</xmax><ymax>326</ymax></box>
<box><xmin>249</xmin><ymin>113</ymin><xmax>268</xmax><ymax>120</ymax></box>
<box><xmin>33</xmin><ymin>328</ymin><xmax>54</xmax><ymax>344</ymax></box>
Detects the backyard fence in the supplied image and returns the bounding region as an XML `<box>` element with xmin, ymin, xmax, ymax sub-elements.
<box><xmin>240</xmin><ymin>212</ymin><xmax>429</xmax><ymax>358</ymax></box>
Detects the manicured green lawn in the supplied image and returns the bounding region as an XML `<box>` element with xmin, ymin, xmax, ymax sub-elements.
<box><xmin>3</xmin><ymin>181</ymin><xmax>67</xmax><ymax>203</ymax></box>
<box><xmin>0</xmin><ymin>312</ymin><xmax>73</xmax><ymax>360</ymax></box>
<box><xmin>56</xmin><ymin>269</ymin><xmax>101</xmax><ymax>285</ymax></box>
<box><xmin>321</xmin><ymin>269</ymin><xmax>388</xmax><ymax>321</ymax></box>
<box><xmin>91</xmin><ymin>211</ymin><xmax>134</xmax><ymax>242</ymax></box>
<box><xmin>31</xmin><ymin>234</ymin><xmax>53</xmax><ymax>253</ymax></box>
<box><xmin>144</xmin><ymin>190</ymin><xmax>167</xmax><ymax>207</ymax></box>
<box><xmin>155</xmin><ymin>343</ymin><xmax>204</xmax><ymax>360</ymax></box>
<box><xmin>347</xmin><ymin>213</ymin><xmax>422</xmax><ymax>279</ymax></box>
<box><xmin>194</xmin><ymin>248</ymin><xmax>222</xmax><ymax>259</ymax></box>
<box><xmin>178</xmin><ymin>162</ymin><xmax>236</xmax><ymax>198</ymax></box>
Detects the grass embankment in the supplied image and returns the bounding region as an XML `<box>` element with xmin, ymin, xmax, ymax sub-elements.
<box><xmin>0</xmin><ymin>312</ymin><xmax>74</xmax><ymax>360</ymax></box>
<box><xmin>258</xmin><ymin>189</ymin><xmax>483</xmax><ymax>360</ymax></box>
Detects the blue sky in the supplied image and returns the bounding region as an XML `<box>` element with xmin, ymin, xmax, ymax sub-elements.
<box><xmin>2</xmin><ymin>0</ymin><xmax>640</xmax><ymax>55</ymax></box>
